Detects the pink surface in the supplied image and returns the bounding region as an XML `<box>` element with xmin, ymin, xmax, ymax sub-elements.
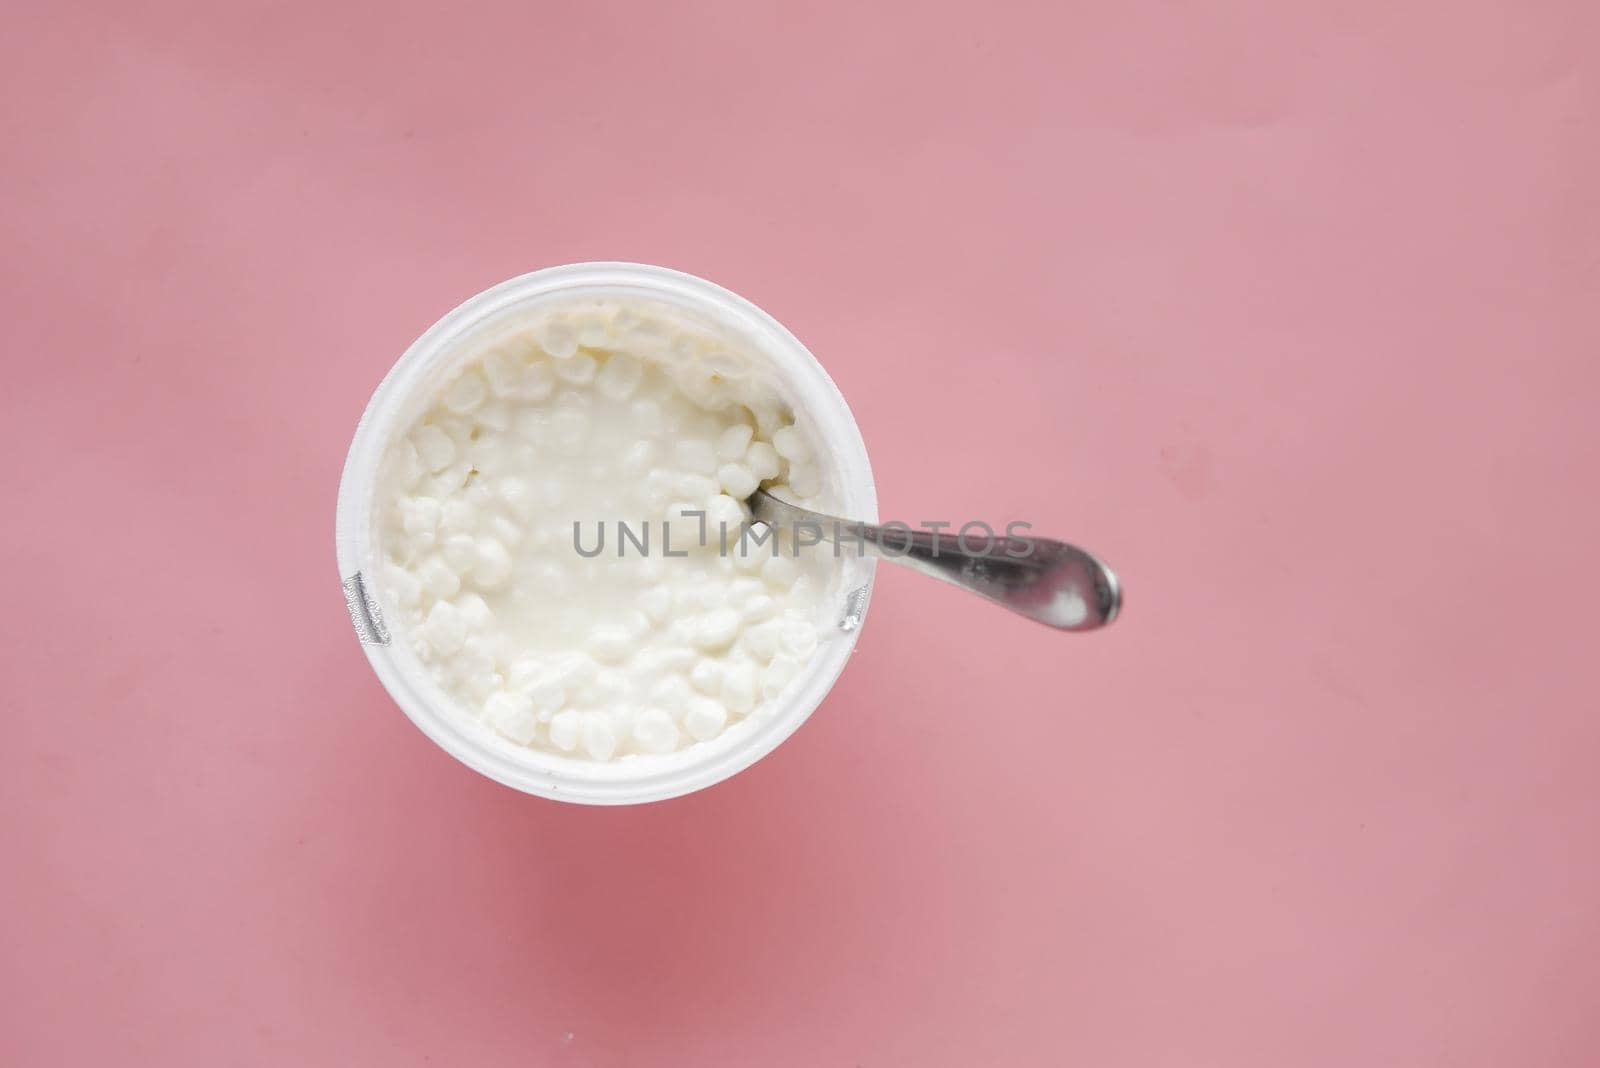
<box><xmin>4</xmin><ymin>1</ymin><xmax>1599</xmax><ymax>1064</ymax></box>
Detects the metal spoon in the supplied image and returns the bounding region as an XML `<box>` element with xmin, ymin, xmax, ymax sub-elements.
<box><xmin>747</xmin><ymin>489</ymin><xmax>1121</xmax><ymax>631</ymax></box>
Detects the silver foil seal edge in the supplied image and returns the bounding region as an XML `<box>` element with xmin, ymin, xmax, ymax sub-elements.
<box><xmin>342</xmin><ymin>571</ymin><xmax>391</xmax><ymax>646</ymax></box>
<box><xmin>839</xmin><ymin>582</ymin><xmax>870</xmax><ymax>632</ymax></box>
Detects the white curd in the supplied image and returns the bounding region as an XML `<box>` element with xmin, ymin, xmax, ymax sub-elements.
<box><xmin>375</xmin><ymin>297</ymin><xmax>838</xmax><ymax>761</ymax></box>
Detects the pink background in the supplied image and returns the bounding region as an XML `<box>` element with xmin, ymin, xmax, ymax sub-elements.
<box><xmin>4</xmin><ymin>1</ymin><xmax>1598</xmax><ymax>1064</ymax></box>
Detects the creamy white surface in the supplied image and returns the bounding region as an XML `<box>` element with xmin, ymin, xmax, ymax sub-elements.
<box><xmin>376</xmin><ymin>298</ymin><xmax>837</xmax><ymax>761</ymax></box>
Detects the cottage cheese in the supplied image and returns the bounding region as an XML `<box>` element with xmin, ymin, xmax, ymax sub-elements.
<box><xmin>376</xmin><ymin>297</ymin><xmax>836</xmax><ymax>761</ymax></box>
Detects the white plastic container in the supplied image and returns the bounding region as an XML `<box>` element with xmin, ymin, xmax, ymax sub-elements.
<box><xmin>335</xmin><ymin>263</ymin><xmax>877</xmax><ymax>803</ymax></box>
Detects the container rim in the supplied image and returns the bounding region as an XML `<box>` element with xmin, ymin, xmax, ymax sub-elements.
<box><xmin>335</xmin><ymin>262</ymin><xmax>877</xmax><ymax>804</ymax></box>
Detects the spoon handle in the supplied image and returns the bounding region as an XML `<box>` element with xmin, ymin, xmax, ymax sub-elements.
<box><xmin>747</xmin><ymin>490</ymin><xmax>1121</xmax><ymax>631</ymax></box>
